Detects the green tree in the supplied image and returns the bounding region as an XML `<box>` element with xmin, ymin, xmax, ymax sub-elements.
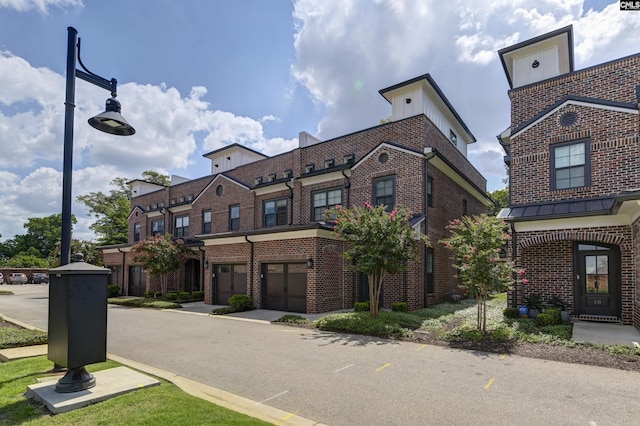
<box><xmin>440</xmin><ymin>214</ymin><xmax>513</xmax><ymax>333</ymax></box>
<box><xmin>77</xmin><ymin>171</ymin><xmax>169</xmax><ymax>245</ymax></box>
<box><xmin>488</xmin><ymin>187</ymin><xmax>509</xmax><ymax>216</ymax></box>
<box><xmin>132</xmin><ymin>234</ymin><xmax>190</xmax><ymax>296</ymax></box>
<box><xmin>141</xmin><ymin>170</ymin><xmax>171</xmax><ymax>186</ymax></box>
<box><xmin>2</xmin><ymin>250</ymin><xmax>50</xmax><ymax>268</ymax></box>
<box><xmin>0</xmin><ymin>214</ymin><xmax>74</xmax><ymax>260</ymax></box>
<box><xmin>328</xmin><ymin>203</ymin><xmax>429</xmax><ymax>317</ymax></box>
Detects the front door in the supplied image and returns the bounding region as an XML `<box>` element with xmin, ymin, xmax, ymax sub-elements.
<box><xmin>575</xmin><ymin>244</ymin><xmax>620</xmax><ymax>318</ymax></box>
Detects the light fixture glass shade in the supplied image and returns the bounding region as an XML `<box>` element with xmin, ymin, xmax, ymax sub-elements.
<box><xmin>88</xmin><ymin>97</ymin><xmax>136</xmax><ymax>136</ymax></box>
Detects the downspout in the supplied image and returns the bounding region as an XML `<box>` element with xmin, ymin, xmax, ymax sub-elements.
<box><xmin>285</xmin><ymin>178</ymin><xmax>294</xmax><ymax>225</ymax></box>
<box><xmin>511</xmin><ymin>221</ymin><xmax>518</xmax><ymax>308</ymax></box>
<box><xmin>423</xmin><ymin>147</ymin><xmax>437</xmax><ymax>307</ymax></box>
<box><xmin>341</xmin><ymin>170</ymin><xmax>351</xmax><ymax>208</ymax></box>
<box><xmin>244</xmin><ymin>235</ymin><xmax>254</xmax><ymax>300</ymax></box>
<box><xmin>117</xmin><ymin>247</ymin><xmax>126</xmax><ymax>294</ymax></box>
<box><xmin>198</xmin><ymin>246</ymin><xmax>206</xmax><ymax>295</ymax></box>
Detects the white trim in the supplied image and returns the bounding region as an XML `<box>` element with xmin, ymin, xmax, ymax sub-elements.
<box><xmin>127</xmin><ymin>206</ymin><xmax>144</xmax><ymax>220</ymax></box>
<box><xmin>169</xmin><ymin>204</ymin><xmax>192</xmax><ymax>213</ymax></box>
<box><xmin>102</xmin><ymin>247</ymin><xmax>133</xmax><ymax>254</ymax></box>
<box><xmin>253</xmin><ymin>182</ymin><xmax>288</xmax><ymax>196</ymax></box>
<box><xmin>299</xmin><ymin>170</ymin><xmax>349</xmax><ymax>187</ymax></box>
<box><xmin>146</xmin><ymin>211</ymin><xmax>163</xmax><ymax>218</ymax></box>
<box><xmin>351</xmin><ymin>142</ymin><xmax>424</xmax><ymax>171</ymax></box>
<box><xmin>198</xmin><ymin>228</ymin><xmax>338</xmax><ymax>246</ymax></box>
<box><xmin>512</xmin><ymin>100</ymin><xmax>638</xmax><ymax>139</ymax></box>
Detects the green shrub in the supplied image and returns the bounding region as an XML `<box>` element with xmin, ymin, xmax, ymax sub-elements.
<box><xmin>391</xmin><ymin>302</ymin><xmax>408</xmax><ymax>313</ymax></box>
<box><xmin>192</xmin><ymin>291</ymin><xmax>205</xmax><ymax>301</ymax></box>
<box><xmin>354</xmin><ymin>301</ymin><xmax>370</xmax><ymax>312</ymax></box>
<box><xmin>228</xmin><ymin>294</ymin><xmax>254</xmax><ymax>311</ymax></box>
<box><xmin>274</xmin><ymin>315</ymin><xmax>309</xmax><ymax>325</ymax></box>
<box><xmin>503</xmin><ymin>307</ymin><xmax>520</xmax><ymax>319</ymax></box>
<box><xmin>535</xmin><ymin>313</ymin><xmax>556</xmax><ymax>327</ymax></box>
<box><xmin>107</xmin><ymin>285</ymin><xmax>120</xmax><ymax>298</ymax></box>
<box><xmin>178</xmin><ymin>291</ymin><xmax>191</xmax><ymax>300</ymax></box>
<box><xmin>154</xmin><ymin>291</ymin><xmax>163</xmax><ymax>298</ymax></box>
<box><xmin>165</xmin><ymin>292</ymin><xmax>178</xmax><ymax>301</ymax></box>
<box><xmin>316</xmin><ymin>311</ymin><xmax>421</xmax><ymax>339</ymax></box>
<box><xmin>544</xmin><ymin>308</ymin><xmax>562</xmax><ymax>325</ymax></box>
<box><xmin>144</xmin><ymin>291</ymin><xmax>154</xmax><ymax>298</ymax></box>
<box><xmin>211</xmin><ymin>307</ymin><xmax>235</xmax><ymax>315</ymax></box>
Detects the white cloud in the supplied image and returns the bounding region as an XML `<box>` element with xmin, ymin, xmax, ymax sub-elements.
<box><xmin>0</xmin><ymin>0</ymin><xmax>82</xmax><ymax>13</ymax></box>
<box><xmin>0</xmin><ymin>53</ymin><xmax>297</xmax><ymax>241</ymax></box>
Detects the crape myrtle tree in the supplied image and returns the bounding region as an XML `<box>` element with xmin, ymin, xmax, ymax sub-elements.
<box><xmin>440</xmin><ymin>214</ymin><xmax>514</xmax><ymax>333</ymax></box>
<box><xmin>132</xmin><ymin>234</ymin><xmax>190</xmax><ymax>296</ymax></box>
<box><xmin>327</xmin><ymin>203</ymin><xmax>429</xmax><ymax>317</ymax></box>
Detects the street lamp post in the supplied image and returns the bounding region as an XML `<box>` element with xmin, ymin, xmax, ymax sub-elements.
<box><xmin>61</xmin><ymin>26</ymin><xmax>135</xmax><ymax>265</ymax></box>
<box><xmin>51</xmin><ymin>27</ymin><xmax>135</xmax><ymax>393</ymax></box>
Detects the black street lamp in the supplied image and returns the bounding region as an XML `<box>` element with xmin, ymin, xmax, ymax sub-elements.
<box><xmin>61</xmin><ymin>26</ymin><xmax>135</xmax><ymax>266</ymax></box>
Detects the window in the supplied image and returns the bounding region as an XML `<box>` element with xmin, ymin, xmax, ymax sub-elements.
<box><xmin>324</xmin><ymin>159</ymin><xmax>335</xmax><ymax>169</ymax></box>
<box><xmin>255</xmin><ymin>177</ymin><xmax>263</xmax><ymax>185</ymax></box>
<box><xmin>175</xmin><ymin>215</ymin><xmax>189</xmax><ymax>238</ymax></box>
<box><xmin>312</xmin><ymin>188</ymin><xmax>342</xmax><ymax>221</ymax></box>
<box><xmin>449</xmin><ymin>129</ymin><xmax>457</xmax><ymax>146</ymax></box>
<box><xmin>268</xmin><ymin>173</ymin><xmax>276</xmax><ymax>182</ymax></box>
<box><xmin>551</xmin><ymin>140</ymin><xmax>589</xmax><ymax>190</ymax></box>
<box><xmin>202</xmin><ymin>210</ymin><xmax>211</xmax><ymax>234</ymax></box>
<box><xmin>229</xmin><ymin>205</ymin><xmax>240</xmax><ymax>230</ymax></box>
<box><xmin>151</xmin><ymin>219</ymin><xmax>164</xmax><ymax>236</ymax></box>
<box><xmin>343</xmin><ymin>154</ymin><xmax>355</xmax><ymax>164</ymax></box>
<box><xmin>427</xmin><ymin>176</ymin><xmax>433</xmax><ymax>207</ymax></box>
<box><xmin>133</xmin><ymin>223</ymin><xmax>140</xmax><ymax>242</ymax></box>
<box><xmin>426</xmin><ymin>248</ymin><xmax>434</xmax><ymax>294</ymax></box>
<box><xmin>373</xmin><ymin>176</ymin><xmax>395</xmax><ymax>211</ymax></box>
<box><xmin>305</xmin><ymin>164</ymin><xmax>315</xmax><ymax>174</ymax></box>
<box><xmin>264</xmin><ymin>198</ymin><xmax>288</xmax><ymax>227</ymax></box>
<box><xmin>284</xmin><ymin>170</ymin><xmax>293</xmax><ymax>179</ymax></box>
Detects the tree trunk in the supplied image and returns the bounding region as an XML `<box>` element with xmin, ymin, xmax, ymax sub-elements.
<box><xmin>368</xmin><ymin>271</ymin><xmax>384</xmax><ymax>317</ymax></box>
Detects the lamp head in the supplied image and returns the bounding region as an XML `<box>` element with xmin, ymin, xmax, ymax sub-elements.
<box><xmin>88</xmin><ymin>97</ymin><xmax>136</xmax><ymax>136</ymax></box>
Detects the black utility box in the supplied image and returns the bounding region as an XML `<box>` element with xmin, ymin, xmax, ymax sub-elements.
<box><xmin>48</xmin><ymin>255</ymin><xmax>110</xmax><ymax>369</ymax></box>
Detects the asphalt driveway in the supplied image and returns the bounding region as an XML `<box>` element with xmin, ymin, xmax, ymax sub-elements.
<box><xmin>2</xmin><ymin>285</ymin><xmax>640</xmax><ymax>425</ymax></box>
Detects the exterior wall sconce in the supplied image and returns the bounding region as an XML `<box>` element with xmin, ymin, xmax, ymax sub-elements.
<box><xmin>205</xmin><ymin>260</ymin><xmax>209</xmax><ymax>269</ymax></box>
<box><xmin>307</xmin><ymin>258</ymin><xmax>314</xmax><ymax>269</ymax></box>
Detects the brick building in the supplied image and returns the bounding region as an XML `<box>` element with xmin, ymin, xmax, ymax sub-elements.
<box><xmin>102</xmin><ymin>74</ymin><xmax>492</xmax><ymax>314</ymax></box>
<box><xmin>496</xmin><ymin>26</ymin><xmax>640</xmax><ymax>328</ymax></box>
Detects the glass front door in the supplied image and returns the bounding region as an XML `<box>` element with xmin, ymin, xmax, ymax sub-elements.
<box><xmin>576</xmin><ymin>244</ymin><xmax>620</xmax><ymax>318</ymax></box>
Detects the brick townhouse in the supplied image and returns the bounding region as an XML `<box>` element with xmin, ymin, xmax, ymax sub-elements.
<box><xmin>496</xmin><ymin>26</ymin><xmax>640</xmax><ymax>328</ymax></box>
<box><xmin>101</xmin><ymin>74</ymin><xmax>492</xmax><ymax>314</ymax></box>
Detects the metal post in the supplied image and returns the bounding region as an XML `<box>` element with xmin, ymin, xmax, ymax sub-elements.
<box><xmin>61</xmin><ymin>26</ymin><xmax>78</xmax><ymax>266</ymax></box>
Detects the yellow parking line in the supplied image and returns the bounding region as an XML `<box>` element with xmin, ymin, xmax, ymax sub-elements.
<box><xmin>279</xmin><ymin>413</ymin><xmax>294</xmax><ymax>423</ymax></box>
<box><xmin>416</xmin><ymin>344</ymin><xmax>428</xmax><ymax>351</ymax></box>
<box><xmin>499</xmin><ymin>354</ymin><xmax>507</xmax><ymax>360</ymax></box>
<box><xmin>484</xmin><ymin>378</ymin><xmax>495</xmax><ymax>390</ymax></box>
<box><xmin>376</xmin><ymin>363</ymin><xmax>391</xmax><ymax>372</ymax></box>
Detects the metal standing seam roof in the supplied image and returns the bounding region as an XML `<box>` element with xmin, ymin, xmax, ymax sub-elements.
<box><xmin>497</xmin><ymin>196</ymin><xmax>617</xmax><ymax>221</ymax></box>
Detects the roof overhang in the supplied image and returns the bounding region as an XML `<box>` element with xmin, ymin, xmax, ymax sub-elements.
<box><xmin>498</xmin><ymin>191</ymin><xmax>640</xmax><ymax>232</ymax></box>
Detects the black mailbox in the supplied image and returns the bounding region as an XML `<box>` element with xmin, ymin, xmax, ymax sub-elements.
<box><xmin>48</xmin><ymin>254</ymin><xmax>110</xmax><ymax>392</ymax></box>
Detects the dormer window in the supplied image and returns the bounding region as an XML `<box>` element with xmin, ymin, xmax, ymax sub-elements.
<box><xmin>268</xmin><ymin>173</ymin><xmax>277</xmax><ymax>182</ymax></box>
<box><xmin>284</xmin><ymin>170</ymin><xmax>293</xmax><ymax>179</ymax></box>
<box><xmin>179</xmin><ymin>196</ymin><xmax>185</xmax><ymax>203</ymax></box>
<box><xmin>343</xmin><ymin>154</ymin><xmax>355</xmax><ymax>164</ymax></box>
<box><xmin>187</xmin><ymin>194</ymin><xmax>194</xmax><ymax>201</ymax></box>
<box><xmin>146</xmin><ymin>205</ymin><xmax>151</xmax><ymax>211</ymax></box>
<box><xmin>159</xmin><ymin>202</ymin><xmax>165</xmax><ymax>208</ymax></box>
<box><xmin>255</xmin><ymin>177</ymin><xmax>263</xmax><ymax>185</ymax></box>
<box><xmin>305</xmin><ymin>164</ymin><xmax>315</xmax><ymax>174</ymax></box>
<box><xmin>324</xmin><ymin>159</ymin><xmax>335</xmax><ymax>169</ymax></box>
<box><xmin>152</xmin><ymin>203</ymin><xmax>158</xmax><ymax>209</ymax></box>
<box><xmin>449</xmin><ymin>129</ymin><xmax>457</xmax><ymax>146</ymax></box>
<box><xmin>170</xmin><ymin>198</ymin><xmax>177</xmax><ymax>205</ymax></box>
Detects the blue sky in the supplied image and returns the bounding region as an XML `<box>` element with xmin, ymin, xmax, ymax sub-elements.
<box><xmin>0</xmin><ymin>0</ymin><xmax>638</xmax><ymax>242</ymax></box>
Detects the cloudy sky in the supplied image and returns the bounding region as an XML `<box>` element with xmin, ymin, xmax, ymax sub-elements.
<box><xmin>0</xmin><ymin>0</ymin><xmax>638</xmax><ymax>242</ymax></box>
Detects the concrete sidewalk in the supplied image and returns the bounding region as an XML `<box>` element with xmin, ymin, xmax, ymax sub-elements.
<box><xmin>572</xmin><ymin>321</ymin><xmax>640</xmax><ymax>348</ymax></box>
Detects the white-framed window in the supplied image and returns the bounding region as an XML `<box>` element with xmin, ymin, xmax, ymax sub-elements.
<box><xmin>551</xmin><ymin>139</ymin><xmax>589</xmax><ymax>190</ymax></box>
<box><xmin>175</xmin><ymin>215</ymin><xmax>189</xmax><ymax>238</ymax></box>
<box><xmin>312</xmin><ymin>188</ymin><xmax>342</xmax><ymax>221</ymax></box>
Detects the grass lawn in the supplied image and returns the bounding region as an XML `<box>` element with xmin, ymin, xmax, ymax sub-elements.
<box><xmin>0</xmin><ymin>356</ymin><xmax>269</xmax><ymax>426</ymax></box>
<box><xmin>0</xmin><ymin>317</ymin><xmax>47</xmax><ymax>349</ymax></box>
<box><xmin>107</xmin><ymin>297</ymin><xmax>182</xmax><ymax>309</ymax></box>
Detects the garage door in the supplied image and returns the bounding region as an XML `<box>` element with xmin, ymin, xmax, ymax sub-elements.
<box><xmin>213</xmin><ymin>264</ymin><xmax>247</xmax><ymax>305</ymax></box>
<box><xmin>128</xmin><ymin>266</ymin><xmax>146</xmax><ymax>297</ymax></box>
<box><xmin>263</xmin><ymin>263</ymin><xmax>307</xmax><ymax>313</ymax></box>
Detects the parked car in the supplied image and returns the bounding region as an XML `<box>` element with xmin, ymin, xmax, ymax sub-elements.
<box><xmin>7</xmin><ymin>273</ymin><xmax>28</xmax><ymax>284</ymax></box>
<box><xmin>0</xmin><ymin>272</ymin><xmax>3</xmax><ymax>284</ymax></box>
<box><xmin>28</xmin><ymin>273</ymin><xmax>49</xmax><ymax>284</ymax></box>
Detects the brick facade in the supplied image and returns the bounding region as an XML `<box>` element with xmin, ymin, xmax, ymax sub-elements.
<box><xmin>500</xmin><ymin>28</ymin><xmax>640</xmax><ymax>327</ymax></box>
<box><xmin>102</xmin><ymin>78</ymin><xmax>491</xmax><ymax>314</ymax></box>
